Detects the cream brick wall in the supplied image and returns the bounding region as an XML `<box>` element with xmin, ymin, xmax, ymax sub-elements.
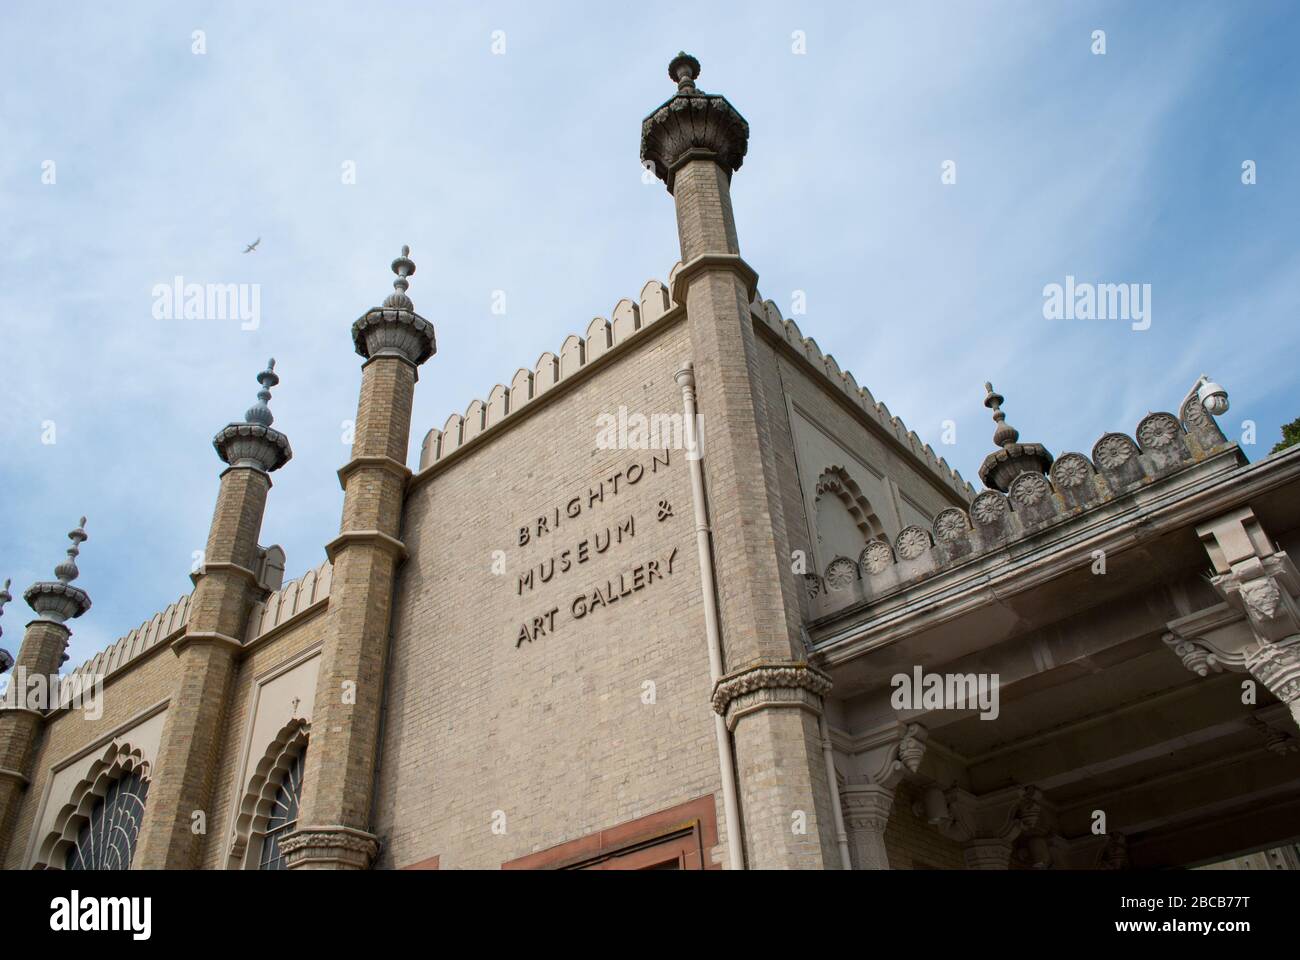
<box><xmin>4</xmin><ymin>641</ymin><xmax>180</xmax><ymax>869</ymax></box>
<box><xmin>4</xmin><ymin>585</ymin><xmax>330</xmax><ymax>869</ymax></box>
<box><xmin>375</xmin><ymin>317</ymin><xmax>729</xmax><ymax>869</ymax></box>
<box><xmin>200</xmin><ymin>611</ymin><xmax>328</xmax><ymax>869</ymax></box>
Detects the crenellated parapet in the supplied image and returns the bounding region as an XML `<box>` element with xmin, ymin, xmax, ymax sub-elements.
<box><xmin>806</xmin><ymin>392</ymin><xmax>1232</xmax><ymax>613</ymax></box>
<box><xmin>418</xmin><ymin>276</ymin><xmax>677</xmax><ymax>470</ymax></box>
<box><xmin>51</xmin><ymin>561</ymin><xmax>332</xmax><ymax>711</ymax></box>
<box><xmin>746</xmin><ymin>292</ymin><xmax>976</xmax><ymax>502</ymax></box>
<box><xmin>416</xmin><ymin>266</ymin><xmax>977</xmax><ymax>508</ymax></box>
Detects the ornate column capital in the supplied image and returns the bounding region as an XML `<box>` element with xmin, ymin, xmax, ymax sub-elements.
<box><xmin>1245</xmin><ymin>640</ymin><xmax>1300</xmax><ymax>718</ymax></box>
<box><xmin>840</xmin><ymin>782</ymin><xmax>895</xmax><ymax>870</ymax></box>
<box><xmin>711</xmin><ymin>660</ymin><xmax>831</xmax><ymax>731</ymax></box>
<box><xmin>841</xmin><ymin>783</ymin><xmax>895</xmax><ymax>834</ymax></box>
<box><xmin>281</xmin><ymin>825</ymin><xmax>380</xmax><ymax>870</ymax></box>
<box><xmin>351</xmin><ymin>246</ymin><xmax>436</xmax><ymax>368</ymax></box>
<box><xmin>640</xmin><ymin>53</ymin><xmax>749</xmax><ymax>193</ymax></box>
<box><xmin>915</xmin><ymin>784</ymin><xmax>1045</xmax><ymax>852</ymax></box>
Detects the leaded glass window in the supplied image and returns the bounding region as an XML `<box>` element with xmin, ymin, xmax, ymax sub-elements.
<box><xmin>258</xmin><ymin>749</ymin><xmax>305</xmax><ymax>870</ymax></box>
<box><xmin>65</xmin><ymin>769</ymin><xmax>149</xmax><ymax>870</ymax></box>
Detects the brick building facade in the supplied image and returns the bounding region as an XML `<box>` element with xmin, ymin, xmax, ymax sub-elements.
<box><xmin>2</xmin><ymin>54</ymin><xmax>1298</xmax><ymax>871</ymax></box>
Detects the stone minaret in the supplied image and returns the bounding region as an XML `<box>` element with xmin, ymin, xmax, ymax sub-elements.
<box><xmin>0</xmin><ymin>519</ymin><xmax>92</xmax><ymax>863</ymax></box>
<box><xmin>977</xmin><ymin>382</ymin><xmax>1053</xmax><ymax>491</ymax></box>
<box><xmin>134</xmin><ymin>361</ymin><xmax>292</xmax><ymax>868</ymax></box>
<box><xmin>285</xmin><ymin>247</ymin><xmax>434</xmax><ymax>869</ymax></box>
<box><xmin>642</xmin><ymin>54</ymin><xmax>837</xmax><ymax>868</ymax></box>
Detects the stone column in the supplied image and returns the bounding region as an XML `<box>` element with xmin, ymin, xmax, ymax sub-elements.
<box><xmin>962</xmin><ymin>838</ymin><xmax>1015</xmax><ymax>870</ymax></box>
<box><xmin>841</xmin><ymin>784</ymin><xmax>894</xmax><ymax>869</ymax></box>
<box><xmin>134</xmin><ymin>363</ymin><xmax>292</xmax><ymax>868</ymax></box>
<box><xmin>838</xmin><ymin>722</ymin><xmax>927</xmax><ymax>869</ymax></box>
<box><xmin>285</xmin><ymin>248</ymin><xmax>433</xmax><ymax>870</ymax></box>
<box><xmin>642</xmin><ymin>54</ymin><xmax>835</xmax><ymax>868</ymax></box>
<box><xmin>0</xmin><ymin>522</ymin><xmax>92</xmax><ymax>863</ymax></box>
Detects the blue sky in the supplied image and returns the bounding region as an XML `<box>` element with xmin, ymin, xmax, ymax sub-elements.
<box><xmin>2</xmin><ymin>1</ymin><xmax>1297</xmax><ymax>671</ymax></box>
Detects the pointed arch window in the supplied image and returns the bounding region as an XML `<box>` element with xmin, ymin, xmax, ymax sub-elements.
<box><xmin>257</xmin><ymin>748</ymin><xmax>305</xmax><ymax>871</ymax></box>
<box><xmin>65</xmin><ymin>769</ymin><xmax>149</xmax><ymax>871</ymax></box>
<box><xmin>813</xmin><ymin>465</ymin><xmax>887</xmax><ymax>562</ymax></box>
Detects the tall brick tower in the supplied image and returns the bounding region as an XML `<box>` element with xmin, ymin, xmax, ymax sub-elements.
<box><xmin>641</xmin><ymin>54</ymin><xmax>837</xmax><ymax>868</ymax></box>
<box><xmin>135</xmin><ymin>361</ymin><xmax>292</xmax><ymax>868</ymax></box>
<box><xmin>285</xmin><ymin>247</ymin><xmax>434</xmax><ymax>869</ymax></box>
<box><xmin>0</xmin><ymin>520</ymin><xmax>92</xmax><ymax>863</ymax></box>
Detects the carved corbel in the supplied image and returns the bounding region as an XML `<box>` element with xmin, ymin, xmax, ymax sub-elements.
<box><xmin>1185</xmin><ymin>508</ymin><xmax>1300</xmax><ymax>728</ymax></box>
<box><xmin>913</xmin><ymin>784</ymin><xmax>1048</xmax><ymax>869</ymax></box>
<box><xmin>837</xmin><ymin>722</ymin><xmax>928</xmax><ymax>869</ymax></box>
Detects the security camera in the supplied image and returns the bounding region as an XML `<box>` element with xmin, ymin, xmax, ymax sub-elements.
<box><xmin>1197</xmin><ymin>379</ymin><xmax>1229</xmax><ymax>416</ymax></box>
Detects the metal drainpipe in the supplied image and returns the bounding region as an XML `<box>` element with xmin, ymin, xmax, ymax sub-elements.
<box><xmin>675</xmin><ymin>361</ymin><xmax>745</xmax><ymax>871</ymax></box>
<box><xmin>801</xmin><ymin>626</ymin><xmax>853</xmax><ymax>870</ymax></box>
<box><xmin>820</xmin><ymin>712</ymin><xmax>854</xmax><ymax>870</ymax></box>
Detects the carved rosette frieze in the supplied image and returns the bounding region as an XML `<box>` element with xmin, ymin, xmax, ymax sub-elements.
<box><xmin>933</xmin><ymin>508</ymin><xmax>968</xmax><ymax>543</ymax></box>
<box><xmin>640</xmin><ymin>53</ymin><xmax>749</xmax><ymax>192</ymax></box>
<box><xmin>895</xmin><ymin>525</ymin><xmax>932</xmax><ymax>561</ymax></box>
<box><xmin>860</xmin><ymin>539</ymin><xmax>894</xmax><ymax>575</ymax></box>
<box><xmin>711</xmin><ymin>661</ymin><xmax>832</xmax><ymax>731</ymax></box>
<box><xmin>280</xmin><ymin>826</ymin><xmax>380</xmax><ymax>871</ymax></box>
<box><xmin>824</xmin><ymin>556</ymin><xmax>858</xmax><ymax>591</ymax></box>
<box><xmin>1136</xmin><ymin>412</ymin><xmax>1181</xmax><ymax>449</ymax></box>
<box><xmin>1050</xmin><ymin>453</ymin><xmax>1092</xmax><ymax>489</ymax></box>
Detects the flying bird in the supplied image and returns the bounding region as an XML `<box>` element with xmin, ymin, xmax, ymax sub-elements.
<box><xmin>243</xmin><ymin>237</ymin><xmax>260</xmax><ymax>253</ymax></box>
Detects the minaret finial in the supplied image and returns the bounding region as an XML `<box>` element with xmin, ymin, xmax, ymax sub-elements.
<box><xmin>641</xmin><ymin>51</ymin><xmax>748</xmax><ymax>193</ymax></box>
<box><xmin>351</xmin><ymin>244</ymin><xmax>435</xmax><ymax>365</ymax></box>
<box><xmin>0</xmin><ymin>578</ymin><xmax>11</xmax><ymax>640</ymax></box>
<box><xmin>54</xmin><ymin>517</ymin><xmax>88</xmax><ymax>585</ymax></box>
<box><xmin>214</xmin><ymin>362</ymin><xmax>292</xmax><ymax>472</ymax></box>
<box><xmin>0</xmin><ymin>579</ymin><xmax>11</xmax><ymax>672</ymax></box>
<box><xmin>23</xmin><ymin>517</ymin><xmax>93</xmax><ymax>623</ymax></box>
<box><xmin>668</xmin><ymin>52</ymin><xmax>701</xmax><ymax>94</ymax></box>
<box><xmin>384</xmin><ymin>245</ymin><xmax>416</xmax><ymax>310</ymax></box>
<box><xmin>978</xmin><ymin>381</ymin><xmax>1054</xmax><ymax>491</ymax></box>
<box><xmin>984</xmin><ymin>382</ymin><xmax>1019</xmax><ymax>447</ymax></box>
<box><xmin>245</xmin><ymin>358</ymin><xmax>279</xmax><ymax>427</ymax></box>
